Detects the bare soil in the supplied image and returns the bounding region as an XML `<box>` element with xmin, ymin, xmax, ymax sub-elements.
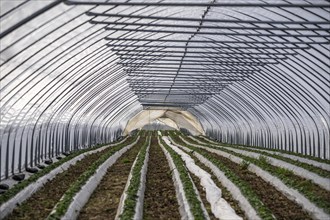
<box><xmin>189</xmin><ymin>172</ymin><xmax>217</xmax><ymax>220</ymax></box>
<box><xmin>143</xmin><ymin>135</ymin><xmax>181</xmax><ymax>220</ymax></box>
<box><xmin>189</xmin><ymin>153</ymin><xmax>247</xmax><ymax>219</ymax></box>
<box><xmin>203</xmin><ymin>149</ymin><xmax>312</xmax><ymax>220</ymax></box>
<box><xmin>5</xmin><ymin>146</ymin><xmax>115</xmax><ymax>220</ymax></box>
<box><xmin>187</xmin><ymin>135</ymin><xmax>330</xmax><ymax>215</ymax></box>
<box><xmin>78</xmin><ymin>137</ymin><xmax>145</xmax><ymax>220</ymax></box>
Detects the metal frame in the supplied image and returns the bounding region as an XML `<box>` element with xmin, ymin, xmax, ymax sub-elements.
<box><xmin>65</xmin><ymin>1</ymin><xmax>330</xmax><ymax>8</ymax></box>
<box><xmin>86</xmin><ymin>12</ymin><xmax>330</xmax><ymax>25</ymax></box>
<box><xmin>104</xmin><ymin>37</ymin><xmax>329</xmax><ymax>44</ymax></box>
<box><xmin>99</xmin><ymin>22</ymin><xmax>330</xmax><ymax>32</ymax></box>
<box><xmin>0</xmin><ymin>0</ymin><xmax>329</xmax><ymax>180</ymax></box>
<box><xmin>104</xmin><ymin>27</ymin><xmax>330</xmax><ymax>37</ymax></box>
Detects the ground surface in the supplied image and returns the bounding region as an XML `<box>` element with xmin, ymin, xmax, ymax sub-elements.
<box><xmin>206</xmin><ymin>149</ymin><xmax>311</xmax><ymax>219</ymax></box>
<box><xmin>5</xmin><ymin>149</ymin><xmax>107</xmax><ymax>220</ymax></box>
<box><xmin>78</xmin><ymin>138</ymin><xmax>144</xmax><ymax>220</ymax></box>
<box><xmin>2</xmin><ymin>132</ymin><xmax>329</xmax><ymax>220</ymax></box>
<box><xmin>143</xmin><ymin>135</ymin><xmax>181</xmax><ymax>220</ymax></box>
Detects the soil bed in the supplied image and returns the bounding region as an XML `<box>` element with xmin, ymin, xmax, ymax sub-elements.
<box><xmin>0</xmin><ymin>137</ymin><xmax>129</xmax><ymax>206</ymax></box>
<box><xmin>183</xmin><ymin>134</ymin><xmax>330</xmax><ymax>214</ymax></box>
<box><xmin>78</xmin><ymin>136</ymin><xmax>146</xmax><ymax>220</ymax></box>
<box><xmin>199</xmin><ymin>148</ymin><xmax>312</xmax><ymax>220</ymax></box>
<box><xmin>5</xmin><ymin>148</ymin><xmax>113</xmax><ymax>219</ymax></box>
<box><xmin>187</xmin><ymin>153</ymin><xmax>247</xmax><ymax>219</ymax></box>
<box><xmin>196</xmin><ymin>137</ymin><xmax>330</xmax><ymax>178</ymax></box>
<box><xmin>143</xmin><ymin>135</ymin><xmax>180</xmax><ymax>220</ymax></box>
<box><xmin>188</xmin><ymin>172</ymin><xmax>217</xmax><ymax>220</ymax></box>
<box><xmin>194</xmin><ymin>136</ymin><xmax>330</xmax><ymax>165</ymax></box>
<box><xmin>171</xmin><ymin>134</ymin><xmax>312</xmax><ymax>220</ymax></box>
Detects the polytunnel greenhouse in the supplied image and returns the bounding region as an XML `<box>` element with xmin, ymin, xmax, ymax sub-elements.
<box><xmin>0</xmin><ymin>0</ymin><xmax>329</xmax><ymax>219</ymax></box>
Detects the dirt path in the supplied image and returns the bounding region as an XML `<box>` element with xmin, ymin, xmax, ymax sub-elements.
<box><xmin>78</xmin><ymin>137</ymin><xmax>145</xmax><ymax>220</ymax></box>
<box><xmin>143</xmin><ymin>135</ymin><xmax>181</xmax><ymax>220</ymax></box>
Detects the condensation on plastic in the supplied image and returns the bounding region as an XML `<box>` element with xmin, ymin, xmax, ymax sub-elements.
<box><xmin>178</xmin><ymin>137</ymin><xmax>330</xmax><ymax>220</ymax></box>
<box><xmin>57</xmin><ymin>137</ymin><xmax>139</xmax><ymax>220</ymax></box>
<box><xmin>0</xmin><ymin>135</ymin><xmax>131</xmax><ymax>219</ymax></box>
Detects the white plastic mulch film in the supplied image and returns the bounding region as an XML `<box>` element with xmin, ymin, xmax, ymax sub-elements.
<box><xmin>0</xmin><ymin>0</ymin><xmax>329</xmax><ymax>179</ymax></box>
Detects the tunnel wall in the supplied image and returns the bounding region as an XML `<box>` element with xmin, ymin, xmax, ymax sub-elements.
<box><xmin>0</xmin><ymin>1</ymin><xmax>329</xmax><ymax>180</ymax></box>
<box><xmin>190</xmin><ymin>47</ymin><xmax>329</xmax><ymax>159</ymax></box>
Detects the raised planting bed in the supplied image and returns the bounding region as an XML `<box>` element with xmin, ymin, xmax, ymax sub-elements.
<box><xmin>168</xmin><ymin>133</ymin><xmax>313</xmax><ymax>220</ymax></box>
<box><xmin>186</xmin><ymin>152</ymin><xmax>248</xmax><ymax>220</ymax></box>
<box><xmin>239</xmin><ymin>147</ymin><xmax>330</xmax><ymax>172</ymax></box>
<box><xmin>3</xmin><ymin>135</ymin><xmax>138</xmax><ymax>220</ymax></box>
<box><xmin>192</xmin><ymin>138</ymin><xmax>330</xmax><ymax>191</ymax></box>
<box><xmin>0</xmin><ymin>135</ymin><xmax>130</xmax><ymax>212</ymax></box>
<box><xmin>48</xmin><ymin>136</ymin><xmax>141</xmax><ymax>220</ymax></box>
<box><xmin>143</xmin><ymin>134</ymin><xmax>181</xmax><ymax>220</ymax></box>
<box><xmin>188</xmin><ymin>171</ymin><xmax>217</xmax><ymax>220</ymax></box>
<box><xmin>182</xmin><ymin>134</ymin><xmax>330</xmax><ymax>194</ymax></box>
<box><xmin>163</xmin><ymin>136</ymin><xmax>242</xmax><ymax>220</ymax></box>
<box><xmin>116</xmin><ymin>135</ymin><xmax>150</xmax><ymax>220</ymax></box>
<box><xmin>159</xmin><ymin>137</ymin><xmax>210</xmax><ymax>220</ymax></box>
<box><xmin>196</xmin><ymin>135</ymin><xmax>330</xmax><ymax>165</ymax></box>
<box><xmin>78</xmin><ymin>135</ymin><xmax>148</xmax><ymax>220</ymax></box>
<box><xmin>183</xmin><ymin>135</ymin><xmax>330</xmax><ymax>217</ymax></box>
<box><xmin>167</xmin><ymin>136</ymin><xmax>250</xmax><ymax>219</ymax></box>
<box><xmin>190</xmin><ymin>136</ymin><xmax>330</xmax><ymax>178</ymax></box>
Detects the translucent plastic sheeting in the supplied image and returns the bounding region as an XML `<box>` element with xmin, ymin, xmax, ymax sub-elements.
<box><xmin>0</xmin><ymin>0</ymin><xmax>329</xmax><ymax>179</ymax></box>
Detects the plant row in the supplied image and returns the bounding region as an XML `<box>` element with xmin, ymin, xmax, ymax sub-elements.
<box><xmin>164</xmin><ymin>135</ymin><xmax>242</xmax><ymax>220</ymax></box>
<box><xmin>159</xmin><ymin>136</ymin><xmax>209</xmax><ymax>220</ymax></box>
<box><xmin>193</xmin><ymin>136</ymin><xmax>330</xmax><ymax>178</ymax></box>
<box><xmin>0</xmin><ymin>136</ymin><xmax>130</xmax><ymax>206</ymax></box>
<box><xmin>168</xmin><ymin>132</ymin><xmax>275</xmax><ymax>220</ymax></box>
<box><xmin>119</xmin><ymin>135</ymin><xmax>150</xmax><ymax>220</ymax></box>
<box><xmin>184</xmin><ymin>148</ymin><xmax>250</xmax><ymax>220</ymax></box>
<box><xmin>3</xmin><ymin>135</ymin><xmax>137</xmax><ymax>220</ymax></box>
<box><xmin>196</xmin><ymin>135</ymin><xmax>330</xmax><ymax>165</ymax></box>
<box><xmin>177</xmin><ymin>133</ymin><xmax>330</xmax><ymax>216</ymax></box>
<box><xmin>46</xmin><ymin>135</ymin><xmax>140</xmax><ymax>220</ymax></box>
<box><xmin>142</xmin><ymin>134</ymin><xmax>181</xmax><ymax>219</ymax></box>
<box><xmin>77</xmin><ymin>133</ymin><xmax>148</xmax><ymax>220</ymax></box>
<box><xmin>1</xmin><ymin>136</ymin><xmax>138</xmax><ymax>220</ymax></box>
